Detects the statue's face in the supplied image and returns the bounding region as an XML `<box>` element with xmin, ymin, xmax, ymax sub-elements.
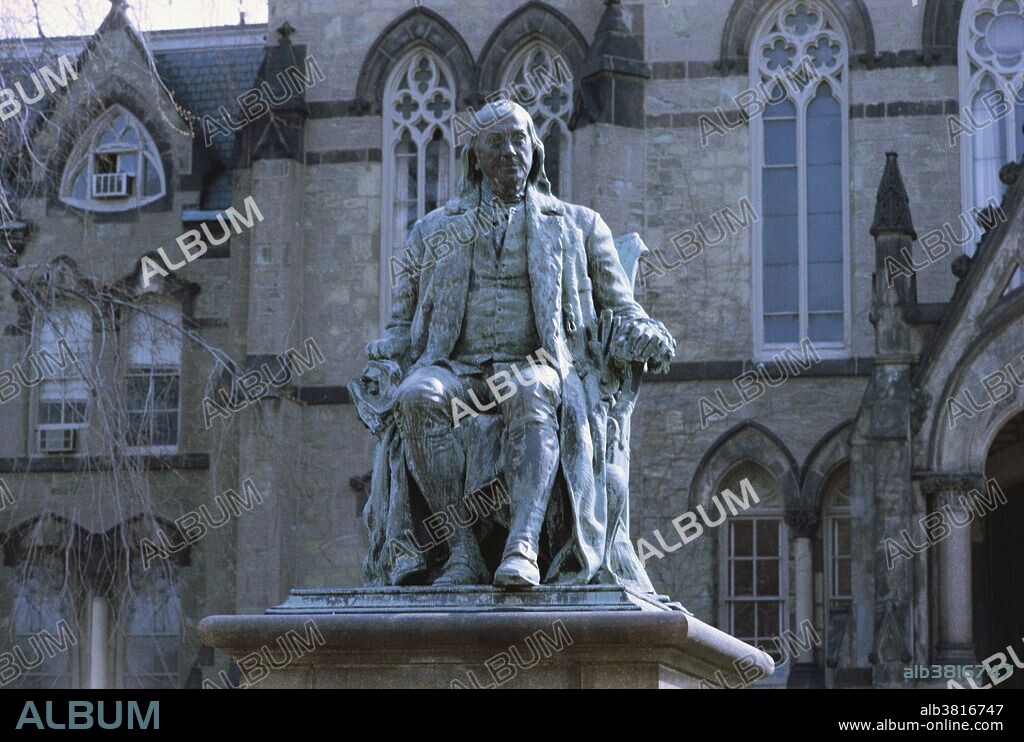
<box><xmin>473</xmin><ymin>108</ymin><xmax>534</xmax><ymax>195</ymax></box>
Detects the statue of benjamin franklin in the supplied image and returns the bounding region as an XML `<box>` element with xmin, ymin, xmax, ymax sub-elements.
<box><xmin>351</xmin><ymin>100</ymin><xmax>676</xmax><ymax>591</ymax></box>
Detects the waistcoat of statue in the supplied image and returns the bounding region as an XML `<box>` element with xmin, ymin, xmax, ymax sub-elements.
<box><xmin>453</xmin><ymin>202</ymin><xmax>539</xmax><ymax>363</ymax></box>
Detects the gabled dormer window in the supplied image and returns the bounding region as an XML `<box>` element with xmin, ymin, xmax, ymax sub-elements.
<box><xmin>60</xmin><ymin>106</ymin><xmax>165</xmax><ymax>212</ymax></box>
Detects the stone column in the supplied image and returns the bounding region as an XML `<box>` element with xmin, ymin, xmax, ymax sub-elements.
<box><xmin>89</xmin><ymin>596</ymin><xmax>109</xmax><ymax>689</ymax></box>
<box><xmin>785</xmin><ymin>508</ymin><xmax>822</xmax><ymax>687</ymax></box>
<box><xmin>922</xmin><ymin>476</ymin><xmax>979</xmax><ymax>665</ymax></box>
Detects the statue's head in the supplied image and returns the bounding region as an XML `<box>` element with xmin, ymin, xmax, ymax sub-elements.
<box><xmin>458</xmin><ymin>99</ymin><xmax>551</xmax><ymax>200</ymax></box>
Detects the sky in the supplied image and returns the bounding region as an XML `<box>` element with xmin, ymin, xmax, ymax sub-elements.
<box><xmin>0</xmin><ymin>0</ymin><xmax>269</xmax><ymax>39</ymax></box>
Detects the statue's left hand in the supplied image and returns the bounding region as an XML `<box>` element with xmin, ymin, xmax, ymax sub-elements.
<box><xmin>610</xmin><ymin>319</ymin><xmax>676</xmax><ymax>373</ymax></box>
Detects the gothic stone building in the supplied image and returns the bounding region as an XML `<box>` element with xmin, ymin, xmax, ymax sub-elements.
<box><xmin>0</xmin><ymin>0</ymin><xmax>1022</xmax><ymax>689</ymax></box>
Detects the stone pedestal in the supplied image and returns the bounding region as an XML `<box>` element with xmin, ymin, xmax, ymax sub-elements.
<box><xmin>198</xmin><ymin>586</ymin><xmax>774</xmax><ymax>689</ymax></box>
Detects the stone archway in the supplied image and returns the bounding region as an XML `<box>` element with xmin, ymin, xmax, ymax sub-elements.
<box><xmin>927</xmin><ymin>309</ymin><xmax>1024</xmax><ymax>475</ymax></box>
<box><xmin>977</xmin><ymin>410</ymin><xmax>1024</xmax><ymax>686</ymax></box>
<box><xmin>923</xmin><ymin>306</ymin><xmax>1024</xmax><ymax>673</ymax></box>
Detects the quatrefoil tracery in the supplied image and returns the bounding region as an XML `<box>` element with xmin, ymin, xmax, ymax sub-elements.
<box><xmin>756</xmin><ymin>1</ymin><xmax>847</xmax><ymax>103</ymax></box>
<box><xmin>388</xmin><ymin>51</ymin><xmax>456</xmax><ymax>145</ymax></box>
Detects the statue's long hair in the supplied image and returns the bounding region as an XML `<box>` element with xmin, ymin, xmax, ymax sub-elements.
<box><xmin>456</xmin><ymin>100</ymin><xmax>553</xmax><ymax>201</ymax></box>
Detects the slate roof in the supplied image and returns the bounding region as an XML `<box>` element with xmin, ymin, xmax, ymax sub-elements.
<box><xmin>154</xmin><ymin>44</ymin><xmax>265</xmax><ymax>163</ymax></box>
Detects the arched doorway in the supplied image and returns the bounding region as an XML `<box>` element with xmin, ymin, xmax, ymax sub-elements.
<box><xmin>979</xmin><ymin>410</ymin><xmax>1024</xmax><ymax>687</ymax></box>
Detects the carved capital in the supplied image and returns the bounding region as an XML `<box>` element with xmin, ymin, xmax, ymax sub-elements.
<box><xmin>920</xmin><ymin>475</ymin><xmax>982</xmax><ymax>509</ymax></box>
<box><xmin>785</xmin><ymin>507</ymin><xmax>820</xmax><ymax>539</ymax></box>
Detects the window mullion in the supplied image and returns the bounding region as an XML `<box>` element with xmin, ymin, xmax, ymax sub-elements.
<box><xmin>449</xmin><ymin>124</ymin><xmax>457</xmax><ymax>199</ymax></box>
<box><xmin>147</xmin><ymin>371</ymin><xmax>156</xmax><ymax>443</ymax></box>
<box><xmin>797</xmin><ymin>94</ymin><xmax>809</xmax><ymax>343</ymax></box>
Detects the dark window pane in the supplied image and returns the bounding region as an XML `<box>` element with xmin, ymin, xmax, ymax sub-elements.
<box><xmin>756</xmin><ymin>559</ymin><xmax>780</xmax><ymax>596</ymax></box>
<box><xmin>733</xmin><ymin>602</ymin><xmax>755</xmax><ymax>638</ymax></box>
<box><xmin>394</xmin><ymin>133</ymin><xmax>418</xmax><ymax>244</ymax></box>
<box><xmin>732</xmin><ymin>521</ymin><xmax>753</xmax><ymax>557</ymax></box>
<box><xmin>67</xmin><ymin>401</ymin><xmax>87</xmax><ymax>424</ymax></box>
<box><xmin>836</xmin><ymin>519</ymin><xmax>851</xmax><ymax>553</ymax></box>
<box><xmin>424</xmin><ymin>129</ymin><xmax>448</xmax><ymax>214</ymax></box>
<box><xmin>756</xmin><ymin>520</ymin><xmax>779</xmax><ymax>558</ymax></box>
<box><xmin>756</xmin><ymin>601</ymin><xmax>781</xmax><ymax>638</ymax></box>
<box><xmin>837</xmin><ymin>557</ymin><xmax>852</xmax><ymax>597</ymax></box>
<box><xmin>94</xmin><ymin>153</ymin><xmax>117</xmax><ymax>174</ymax></box>
<box><xmin>153</xmin><ymin>375</ymin><xmax>179</xmax><ymax>406</ymax></box>
<box><xmin>153</xmin><ymin>412</ymin><xmax>178</xmax><ymax>446</ymax></box>
<box><xmin>39</xmin><ymin>401</ymin><xmax>62</xmax><ymax>425</ymax></box>
<box><xmin>127</xmin><ymin>376</ymin><xmax>150</xmax><ymax>406</ymax></box>
<box><xmin>544</xmin><ymin>131</ymin><xmax>561</xmax><ymax>196</ymax></box>
<box><xmin>733</xmin><ymin>560</ymin><xmax>753</xmax><ymax>595</ymax></box>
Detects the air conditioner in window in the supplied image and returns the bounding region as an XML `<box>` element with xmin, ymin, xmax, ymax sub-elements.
<box><xmin>37</xmin><ymin>427</ymin><xmax>78</xmax><ymax>454</ymax></box>
<box><xmin>92</xmin><ymin>172</ymin><xmax>132</xmax><ymax>198</ymax></box>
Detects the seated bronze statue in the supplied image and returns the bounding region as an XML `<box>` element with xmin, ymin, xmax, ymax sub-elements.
<box><xmin>350</xmin><ymin>100</ymin><xmax>676</xmax><ymax>592</ymax></box>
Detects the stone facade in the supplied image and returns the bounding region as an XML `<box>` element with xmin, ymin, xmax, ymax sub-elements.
<box><xmin>0</xmin><ymin>0</ymin><xmax>1022</xmax><ymax>689</ymax></box>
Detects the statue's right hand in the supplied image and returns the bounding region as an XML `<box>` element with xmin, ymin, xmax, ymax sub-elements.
<box><xmin>366</xmin><ymin>337</ymin><xmax>400</xmax><ymax>360</ymax></box>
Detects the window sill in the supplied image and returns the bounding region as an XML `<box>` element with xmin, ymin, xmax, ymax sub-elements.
<box><xmin>753</xmin><ymin>344</ymin><xmax>850</xmax><ymax>364</ymax></box>
<box><xmin>1</xmin><ymin>452</ymin><xmax>208</xmax><ymax>473</ymax></box>
<box><xmin>125</xmin><ymin>446</ymin><xmax>179</xmax><ymax>456</ymax></box>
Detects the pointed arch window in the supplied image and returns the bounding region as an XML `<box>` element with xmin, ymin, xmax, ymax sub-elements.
<box><xmin>751</xmin><ymin>1</ymin><xmax>849</xmax><ymax>354</ymax></box>
<box><xmin>499</xmin><ymin>42</ymin><xmax>573</xmax><ymax>198</ymax></box>
<box><xmin>380</xmin><ymin>49</ymin><xmax>457</xmax><ymax>323</ymax></box>
<box><xmin>717</xmin><ymin>462</ymin><xmax>789</xmax><ymax>671</ymax></box>
<box><xmin>59</xmin><ymin>105</ymin><xmax>166</xmax><ymax>212</ymax></box>
<box><xmin>118</xmin><ymin>559</ymin><xmax>182</xmax><ymax>690</ymax></box>
<box><xmin>959</xmin><ymin>0</ymin><xmax>1024</xmax><ymax>231</ymax></box>
<box><xmin>10</xmin><ymin>560</ymin><xmax>78</xmax><ymax>689</ymax></box>
<box><xmin>823</xmin><ymin>465</ymin><xmax>852</xmax><ymax>607</ymax></box>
